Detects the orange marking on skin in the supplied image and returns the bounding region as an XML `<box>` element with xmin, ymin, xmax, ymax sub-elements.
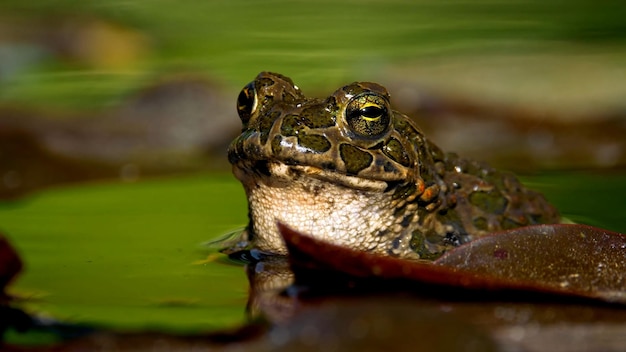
<box><xmin>416</xmin><ymin>178</ymin><xmax>425</xmax><ymax>194</ymax></box>
<box><xmin>420</xmin><ymin>184</ymin><xmax>439</xmax><ymax>202</ymax></box>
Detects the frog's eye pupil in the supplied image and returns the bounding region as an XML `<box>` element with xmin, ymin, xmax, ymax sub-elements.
<box><xmin>345</xmin><ymin>93</ymin><xmax>391</xmax><ymax>138</ymax></box>
<box><xmin>236</xmin><ymin>82</ymin><xmax>257</xmax><ymax>124</ymax></box>
<box><xmin>360</xmin><ymin>106</ymin><xmax>384</xmax><ymax>118</ymax></box>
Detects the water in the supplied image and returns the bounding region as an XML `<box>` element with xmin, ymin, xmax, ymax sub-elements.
<box><xmin>1</xmin><ymin>170</ymin><xmax>624</xmax><ymax>335</ymax></box>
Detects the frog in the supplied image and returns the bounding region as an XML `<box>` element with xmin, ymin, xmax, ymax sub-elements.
<box><xmin>228</xmin><ymin>72</ymin><xmax>560</xmax><ymax>259</ymax></box>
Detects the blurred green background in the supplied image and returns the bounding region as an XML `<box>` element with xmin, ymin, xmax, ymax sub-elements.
<box><xmin>1</xmin><ymin>0</ymin><xmax>625</xmax><ymax>109</ymax></box>
<box><xmin>0</xmin><ymin>0</ymin><xmax>625</xmax><ymax>342</ymax></box>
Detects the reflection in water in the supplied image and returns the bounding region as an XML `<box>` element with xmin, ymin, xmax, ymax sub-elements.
<box><xmin>222</xmin><ymin>248</ymin><xmax>297</xmax><ymax>323</ymax></box>
<box><xmin>244</xmin><ymin>257</ymin><xmax>296</xmax><ymax>323</ymax></box>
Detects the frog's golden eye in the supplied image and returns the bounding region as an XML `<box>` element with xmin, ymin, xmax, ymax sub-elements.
<box><xmin>236</xmin><ymin>82</ymin><xmax>257</xmax><ymax>125</ymax></box>
<box><xmin>345</xmin><ymin>93</ymin><xmax>391</xmax><ymax>138</ymax></box>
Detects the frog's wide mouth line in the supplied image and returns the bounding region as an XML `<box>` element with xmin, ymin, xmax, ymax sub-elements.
<box><xmin>233</xmin><ymin>160</ymin><xmax>392</xmax><ymax>193</ymax></box>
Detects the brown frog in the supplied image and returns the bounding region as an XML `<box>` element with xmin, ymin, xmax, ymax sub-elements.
<box><xmin>228</xmin><ymin>72</ymin><xmax>559</xmax><ymax>259</ymax></box>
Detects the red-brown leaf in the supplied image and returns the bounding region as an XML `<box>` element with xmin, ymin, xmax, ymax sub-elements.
<box><xmin>278</xmin><ymin>222</ymin><xmax>626</xmax><ymax>304</ymax></box>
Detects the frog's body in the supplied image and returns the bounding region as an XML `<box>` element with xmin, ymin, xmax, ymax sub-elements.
<box><xmin>228</xmin><ymin>72</ymin><xmax>559</xmax><ymax>259</ymax></box>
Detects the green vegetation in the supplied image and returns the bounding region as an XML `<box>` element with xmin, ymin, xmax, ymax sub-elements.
<box><xmin>525</xmin><ymin>172</ymin><xmax>626</xmax><ymax>232</ymax></box>
<box><xmin>0</xmin><ymin>0</ymin><xmax>624</xmax><ymax>108</ymax></box>
<box><xmin>0</xmin><ymin>174</ymin><xmax>249</xmax><ymax>333</ymax></box>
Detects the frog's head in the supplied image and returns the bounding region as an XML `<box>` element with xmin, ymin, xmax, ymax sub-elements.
<box><xmin>228</xmin><ymin>72</ymin><xmax>443</xmax><ymax>256</ymax></box>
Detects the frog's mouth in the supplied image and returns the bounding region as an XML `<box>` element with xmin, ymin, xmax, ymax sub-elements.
<box><xmin>232</xmin><ymin>160</ymin><xmax>392</xmax><ymax>193</ymax></box>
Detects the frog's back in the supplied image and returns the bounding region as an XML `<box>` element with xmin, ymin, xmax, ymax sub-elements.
<box><xmin>410</xmin><ymin>143</ymin><xmax>560</xmax><ymax>258</ymax></box>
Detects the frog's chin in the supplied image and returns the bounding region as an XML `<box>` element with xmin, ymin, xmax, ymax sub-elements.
<box><xmin>233</xmin><ymin>160</ymin><xmax>390</xmax><ymax>193</ymax></box>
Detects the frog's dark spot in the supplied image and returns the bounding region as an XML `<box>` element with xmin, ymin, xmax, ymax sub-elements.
<box><xmin>392</xmin><ymin>182</ymin><xmax>416</xmax><ymax>200</ymax></box>
<box><xmin>381</xmin><ymin>160</ymin><xmax>396</xmax><ymax>172</ymax></box>
<box><xmin>298</xmin><ymin>134</ymin><xmax>331</xmax><ymax>153</ymax></box>
<box><xmin>281</xmin><ymin>91</ymin><xmax>299</xmax><ymax>103</ymax></box>
<box><xmin>469</xmin><ymin>191</ymin><xmax>508</xmax><ymax>214</ymax></box>
<box><xmin>271</xmin><ymin>135</ymin><xmax>282</xmax><ymax>154</ymax></box>
<box><xmin>410</xmin><ymin>230</ymin><xmax>445</xmax><ymax>260</ymax></box>
<box><xmin>391</xmin><ymin>236</ymin><xmax>402</xmax><ymax>250</ymax></box>
<box><xmin>393</xmin><ymin>118</ymin><xmax>421</xmax><ymax>142</ymax></box>
<box><xmin>258</xmin><ymin>96</ymin><xmax>274</xmax><ymax>113</ymax></box>
<box><xmin>325</xmin><ymin>97</ymin><xmax>339</xmax><ymax>114</ymax></box>
<box><xmin>281</xmin><ymin>114</ymin><xmax>305</xmax><ymax>137</ymax></box>
<box><xmin>244</xmin><ymin>143</ymin><xmax>261</xmax><ymax>158</ymax></box>
<box><xmin>254</xmin><ymin>161</ymin><xmax>271</xmax><ymax>177</ymax></box>
<box><xmin>383</xmin><ymin>138</ymin><xmax>410</xmax><ymax>166</ymax></box>
<box><xmin>530</xmin><ymin>213</ymin><xmax>550</xmax><ymax>224</ymax></box>
<box><xmin>443</xmin><ymin>230</ymin><xmax>463</xmax><ymax>247</ymax></box>
<box><xmin>374</xmin><ymin>158</ymin><xmax>396</xmax><ymax>172</ymax></box>
<box><xmin>339</xmin><ymin>144</ymin><xmax>373</xmax><ymax>175</ymax></box>
<box><xmin>409</xmin><ymin>229</ymin><xmax>425</xmax><ymax>252</ymax></box>
<box><xmin>259</xmin><ymin>111</ymin><xmax>280</xmax><ymax>144</ymax></box>
<box><xmin>256</xmin><ymin>77</ymin><xmax>275</xmax><ymax>90</ymax></box>
<box><xmin>400</xmin><ymin>214</ymin><xmax>413</xmax><ymax>227</ymax></box>
<box><xmin>320</xmin><ymin>161</ymin><xmax>336</xmax><ymax>171</ymax></box>
<box><xmin>502</xmin><ymin>218</ymin><xmax>522</xmax><ymax>230</ymax></box>
<box><xmin>301</xmin><ymin>105</ymin><xmax>335</xmax><ymax>129</ymax></box>
<box><xmin>473</xmin><ymin>217</ymin><xmax>488</xmax><ymax>231</ymax></box>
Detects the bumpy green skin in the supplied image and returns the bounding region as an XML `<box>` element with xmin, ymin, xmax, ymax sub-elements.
<box><xmin>228</xmin><ymin>72</ymin><xmax>560</xmax><ymax>259</ymax></box>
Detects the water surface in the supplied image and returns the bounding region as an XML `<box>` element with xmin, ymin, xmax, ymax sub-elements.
<box><xmin>1</xmin><ymin>171</ymin><xmax>624</xmax><ymax>334</ymax></box>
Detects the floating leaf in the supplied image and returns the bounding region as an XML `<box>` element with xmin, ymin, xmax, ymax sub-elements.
<box><xmin>277</xmin><ymin>222</ymin><xmax>626</xmax><ymax>304</ymax></box>
<box><xmin>435</xmin><ymin>224</ymin><xmax>626</xmax><ymax>303</ymax></box>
